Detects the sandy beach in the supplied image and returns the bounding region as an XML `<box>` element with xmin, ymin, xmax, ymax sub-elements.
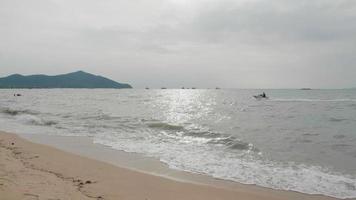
<box><xmin>2</xmin><ymin>0</ymin><xmax>356</xmax><ymax>198</ymax></box>
<box><xmin>0</xmin><ymin>131</ymin><xmax>341</xmax><ymax>200</ymax></box>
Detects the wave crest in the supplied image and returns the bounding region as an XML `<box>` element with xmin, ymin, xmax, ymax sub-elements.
<box><xmin>16</xmin><ymin>114</ymin><xmax>57</xmax><ymax>126</ymax></box>
<box><xmin>17</xmin><ymin>114</ymin><xmax>57</xmax><ymax>126</ymax></box>
<box><xmin>147</xmin><ymin>122</ymin><xmax>185</xmax><ymax>131</ymax></box>
<box><xmin>0</xmin><ymin>107</ymin><xmax>37</xmax><ymax>116</ymax></box>
<box><xmin>146</xmin><ymin>121</ymin><xmax>259</xmax><ymax>152</ymax></box>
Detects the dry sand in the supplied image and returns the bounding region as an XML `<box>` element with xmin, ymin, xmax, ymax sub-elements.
<box><xmin>0</xmin><ymin>131</ymin><xmax>340</xmax><ymax>200</ymax></box>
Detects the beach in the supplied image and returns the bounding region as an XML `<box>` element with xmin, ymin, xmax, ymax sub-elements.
<box><xmin>2</xmin><ymin>0</ymin><xmax>356</xmax><ymax>198</ymax></box>
<box><xmin>1</xmin><ymin>89</ymin><xmax>356</xmax><ymax>199</ymax></box>
<box><xmin>0</xmin><ymin>130</ymin><xmax>340</xmax><ymax>200</ymax></box>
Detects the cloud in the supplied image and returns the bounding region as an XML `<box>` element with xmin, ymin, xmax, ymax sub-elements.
<box><xmin>0</xmin><ymin>0</ymin><xmax>355</xmax><ymax>88</ymax></box>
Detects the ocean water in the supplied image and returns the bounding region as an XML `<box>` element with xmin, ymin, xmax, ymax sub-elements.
<box><xmin>0</xmin><ymin>89</ymin><xmax>356</xmax><ymax>198</ymax></box>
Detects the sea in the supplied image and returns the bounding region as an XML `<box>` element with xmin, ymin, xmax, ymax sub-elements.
<box><xmin>0</xmin><ymin>89</ymin><xmax>355</xmax><ymax>199</ymax></box>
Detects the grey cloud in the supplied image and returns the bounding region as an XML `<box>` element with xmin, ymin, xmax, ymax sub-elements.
<box><xmin>186</xmin><ymin>0</ymin><xmax>356</xmax><ymax>43</ymax></box>
<box><xmin>0</xmin><ymin>0</ymin><xmax>355</xmax><ymax>88</ymax></box>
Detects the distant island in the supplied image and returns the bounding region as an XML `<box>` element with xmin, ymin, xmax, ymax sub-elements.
<box><xmin>0</xmin><ymin>71</ymin><xmax>132</xmax><ymax>89</ymax></box>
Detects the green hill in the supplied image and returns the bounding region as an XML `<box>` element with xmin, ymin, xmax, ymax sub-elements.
<box><xmin>0</xmin><ymin>71</ymin><xmax>132</xmax><ymax>89</ymax></box>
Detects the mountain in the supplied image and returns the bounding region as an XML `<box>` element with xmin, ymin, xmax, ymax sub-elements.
<box><xmin>0</xmin><ymin>71</ymin><xmax>132</xmax><ymax>89</ymax></box>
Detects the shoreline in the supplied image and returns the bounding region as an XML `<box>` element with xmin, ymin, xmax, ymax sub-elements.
<box><xmin>0</xmin><ymin>130</ymin><xmax>343</xmax><ymax>200</ymax></box>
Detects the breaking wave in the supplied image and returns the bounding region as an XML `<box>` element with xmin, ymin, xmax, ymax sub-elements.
<box><xmin>16</xmin><ymin>114</ymin><xmax>57</xmax><ymax>126</ymax></box>
<box><xmin>94</xmin><ymin>130</ymin><xmax>356</xmax><ymax>199</ymax></box>
<box><xmin>2</xmin><ymin>89</ymin><xmax>356</xmax><ymax>199</ymax></box>
<box><xmin>0</xmin><ymin>107</ymin><xmax>57</xmax><ymax>126</ymax></box>
<box><xmin>146</xmin><ymin>122</ymin><xmax>259</xmax><ymax>152</ymax></box>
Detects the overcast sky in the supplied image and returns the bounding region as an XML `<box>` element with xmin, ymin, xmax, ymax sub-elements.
<box><xmin>0</xmin><ymin>0</ymin><xmax>355</xmax><ymax>88</ymax></box>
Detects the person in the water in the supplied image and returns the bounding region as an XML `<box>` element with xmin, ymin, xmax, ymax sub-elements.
<box><xmin>262</xmin><ymin>92</ymin><xmax>266</xmax><ymax>98</ymax></box>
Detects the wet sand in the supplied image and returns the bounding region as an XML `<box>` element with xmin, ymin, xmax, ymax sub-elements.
<box><xmin>0</xmin><ymin>131</ymin><xmax>340</xmax><ymax>200</ymax></box>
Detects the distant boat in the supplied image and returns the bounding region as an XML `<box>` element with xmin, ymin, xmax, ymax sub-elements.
<box><xmin>192</xmin><ymin>87</ymin><xmax>196</xmax><ymax>89</ymax></box>
<box><xmin>254</xmin><ymin>92</ymin><xmax>268</xmax><ymax>100</ymax></box>
<box><xmin>181</xmin><ymin>87</ymin><xmax>185</xmax><ymax>89</ymax></box>
<box><xmin>216</xmin><ymin>87</ymin><xmax>220</xmax><ymax>90</ymax></box>
<box><xmin>145</xmin><ymin>87</ymin><xmax>149</xmax><ymax>90</ymax></box>
<box><xmin>254</xmin><ymin>95</ymin><xmax>268</xmax><ymax>100</ymax></box>
<box><xmin>161</xmin><ymin>87</ymin><xmax>167</xmax><ymax>89</ymax></box>
<box><xmin>301</xmin><ymin>88</ymin><xmax>312</xmax><ymax>90</ymax></box>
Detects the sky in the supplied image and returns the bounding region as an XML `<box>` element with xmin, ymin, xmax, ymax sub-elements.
<box><xmin>0</xmin><ymin>0</ymin><xmax>356</xmax><ymax>89</ymax></box>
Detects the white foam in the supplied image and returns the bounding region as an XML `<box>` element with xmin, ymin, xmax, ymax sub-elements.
<box><xmin>16</xmin><ymin>114</ymin><xmax>57</xmax><ymax>126</ymax></box>
<box><xmin>93</xmin><ymin>135</ymin><xmax>356</xmax><ymax>199</ymax></box>
<box><xmin>2</xmin><ymin>89</ymin><xmax>356</xmax><ymax>199</ymax></box>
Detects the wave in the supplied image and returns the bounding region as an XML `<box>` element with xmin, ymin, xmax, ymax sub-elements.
<box><xmin>0</xmin><ymin>107</ymin><xmax>57</xmax><ymax>126</ymax></box>
<box><xmin>94</xmin><ymin>135</ymin><xmax>356</xmax><ymax>199</ymax></box>
<box><xmin>271</xmin><ymin>98</ymin><xmax>356</xmax><ymax>102</ymax></box>
<box><xmin>16</xmin><ymin>114</ymin><xmax>57</xmax><ymax>126</ymax></box>
<box><xmin>329</xmin><ymin>117</ymin><xmax>348</xmax><ymax>122</ymax></box>
<box><xmin>2</xmin><ymin>89</ymin><xmax>356</xmax><ymax>199</ymax></box>
<box><xmin>176</xmin><ymin>158</ymin><xmax>356</xmax><ymax>199</ymax></box>
<box><xmin>79</xmin><ymin>113</ymin><xmax>121</xmax><ymax>121</ymax></box>
<box><xmin>147</xmin><ymin>122</ymin><xmax>185</xmax><ymax>131</ymax></box>
<box><xmin>228</xmin><ymin>140</ymin><xmax>258</xmax><ymax>151</ymax></box>
<box><xmin>0</xmin><ymin>107</ymin><xmax>38</xmax><ymax>116</ymax></box>
<box><xmin>348</xmin><ymin>103</ymin><xmax>356</xmax><ymax>108</ymax></box>
<box><xmin>146</xmin><ymin>122</ymin><xmax>258</xmax><ymax>152</ymax></box>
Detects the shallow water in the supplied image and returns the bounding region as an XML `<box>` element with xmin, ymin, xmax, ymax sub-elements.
<box><xmin>0</xmin><ymin>89</ymin><xmax>356</xmax><ymax>198</ymax></box>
